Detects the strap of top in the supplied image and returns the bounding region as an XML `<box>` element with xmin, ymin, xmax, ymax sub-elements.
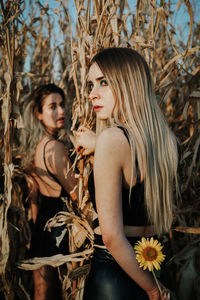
<box><xmin>43</xmin><ymin>140</ymin><xmax>61</xmax><ymax>185</ymax></box>
<box><xmin>117</xmin><ymin>126</ymin><xmax>129</xmax><ymax>141</ymax></box>
<box><xmin>118</xmin><ymin>126</ymin><xmax>140</xmax><ymax>180</ymax></box>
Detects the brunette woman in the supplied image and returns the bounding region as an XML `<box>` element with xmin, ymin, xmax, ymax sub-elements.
<box><xmin>20</xmin><ymin>83</ymin><xmax>77</xmax><ymax>300</ymax></box>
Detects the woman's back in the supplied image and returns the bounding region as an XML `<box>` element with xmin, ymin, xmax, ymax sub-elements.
<box><xmin>34</xmin><ymin>135</ymin><xmax>77</xmax><ymax>198</ymax></box>
<box><xmin>34</xmin><ymin>136</ymin><xmax>65</xmax><ymax>197</ymax></box>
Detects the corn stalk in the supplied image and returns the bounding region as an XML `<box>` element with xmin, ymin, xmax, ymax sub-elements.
<box><xmin>0</xmin><ymin>1</ymin><xmax>23</xmax><ymax>298</ymax></box>
<box><xmin>0</xmin><ymin>0</ymin><xmax>200</xmax><ymax>299</ymax></box>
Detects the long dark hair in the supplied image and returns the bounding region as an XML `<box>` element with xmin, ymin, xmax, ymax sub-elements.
<box><xmin>20</xmin><ymin>83</ymin><xmax>65</xmax><ymax>170</ymax></box>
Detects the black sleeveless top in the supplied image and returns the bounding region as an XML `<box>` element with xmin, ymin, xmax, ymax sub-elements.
<box><xmin>88</xmin><ymin>171</ymin><xmax>149</xmax><ymax>227</ymax></box>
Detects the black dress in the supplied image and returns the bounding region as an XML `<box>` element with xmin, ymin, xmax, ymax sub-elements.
<box><xmin>30</xmin><ymin>140</ymin><xmax>70</xmax><ymax>258</ymax></box>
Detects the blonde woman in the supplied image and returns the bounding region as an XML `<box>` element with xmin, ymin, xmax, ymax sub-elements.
<box><xmin>20</xmin><ymin>84</ymin><xmax>77</xmax><ymax>300</ymax></box>
<box><xmin>75</xmin><ymin>48</ymin><xmax>178</xmax><ymax>300</ymax></box>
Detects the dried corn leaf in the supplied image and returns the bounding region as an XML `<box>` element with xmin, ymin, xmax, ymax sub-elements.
<box><xmin>174</xmin><ymin>227</ymin><xmax>200</xmax><ymax>234</ymax></box>
<box><xmin>17</xmin><ymin>249</ymin><xmax>93</xmax><ymax>270</ymax></box>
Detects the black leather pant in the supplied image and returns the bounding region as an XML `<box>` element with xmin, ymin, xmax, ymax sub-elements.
<box><xmin>83</xmin><ymin>247</ymin><xmax>148</xmax><ymax>300</ymax></box>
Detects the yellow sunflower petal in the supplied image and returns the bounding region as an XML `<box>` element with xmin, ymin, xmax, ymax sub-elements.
<box><xmin>141</xmin><ymin>263</ymin><xmax>148</xmax><ymax>270</ymax></box>
<box><xmin>134</xmin><ymin>244</ymin><xmax>142</xmax><ymax>251</ymax></box>
<box><xmin>157</xmin><ymin>254</ymin><xmax>165</xmax><ymax>261</ymax></box>
<box><xmin>147</xmin><ymin>261</ymin><xmax>153</xmax><ymax>271</ymax></box>
<box><xmin>149</xmin><ymin>237</ymin><xmax>155</xmax><ymax>246</ymax></box>
<box><xmin>141</xmin><ymin>237</ymin><xmax>148</xmax><ymax>247</ymax></box>
<box><xmin>153</xmin><ymin>260</ymin><xmax>161</xmax><ymax>271</ymax></box>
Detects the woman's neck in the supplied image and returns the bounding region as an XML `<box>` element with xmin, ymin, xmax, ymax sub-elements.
<box><xmin>45</xmin><ymin>129</ymin><xmax>58</xmax><ymax>139</ymax></box>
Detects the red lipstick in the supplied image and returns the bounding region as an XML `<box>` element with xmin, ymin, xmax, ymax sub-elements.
<box><xmin>94</xmin><ymin>105</ymin><xmax>103</xmax><ymax>112</ymax></box>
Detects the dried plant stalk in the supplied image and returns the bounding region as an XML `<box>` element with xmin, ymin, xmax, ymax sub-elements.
<box><xmin>0</xmin><ymin>0</ymin><xmax>199</xmax><ymax>299</ymax></box>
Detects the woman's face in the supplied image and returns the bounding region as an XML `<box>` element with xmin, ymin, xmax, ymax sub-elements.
<box><xmin>88</xmin><ymin>63</ymin><xmax>115</xmax><ymax>120</ymax></box>
<box><xmin>37</xmin><ymin>93</ymin><xmax>65</xmax><ymax>135</ymax></box>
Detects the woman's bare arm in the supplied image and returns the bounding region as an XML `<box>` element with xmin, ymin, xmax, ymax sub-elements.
<box><xmin>44</xmin><ymin>140</ymin><xmax>78</xmax><ymax>200</ymax></box>
<box><xmin>93</xmin><ymin>127</ymin><xmax>158</xmax><ymax>295</ymax></box>
<box><xmin>27</xmin><ymin>175</ymin><xmax>39</xmax><ymax>223</ymax></box>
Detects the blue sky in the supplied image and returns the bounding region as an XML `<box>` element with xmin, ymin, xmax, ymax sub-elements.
<box><xmin>23</xmin><ymin>0</ymin><xmax>200</xmax><ymax>40</ymax></box>
<box><xmin>22</xmin><ymin>0</ymin><xmax>200</xmax><ymax>77</ymax></box>
<box><xmin>63</xmin><ymin>0</ymin><xmax>200</xmax><ymax>38</ymax></box>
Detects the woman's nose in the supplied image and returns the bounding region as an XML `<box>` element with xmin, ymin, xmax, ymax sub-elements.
<box><xmin>89</xmin><ymin>85</ymin><xmax>99</xmax><ymax>100</ymax></box>
<box><xmin>58</xmin><ymin>105</ymin><xmax>65</xmax><ymax>114</ymax></box>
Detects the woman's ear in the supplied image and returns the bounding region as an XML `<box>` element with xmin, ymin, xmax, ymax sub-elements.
<box><xmin>36</xmin><ymin>111</ymin><xmax>42</xmax><ymax>121</ymax></box>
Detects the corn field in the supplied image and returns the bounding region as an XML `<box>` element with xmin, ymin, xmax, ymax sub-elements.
<box><xmin>0</xmin><ymin>0</ymin><xmax>199</xmax><ymax>299</ymax></box>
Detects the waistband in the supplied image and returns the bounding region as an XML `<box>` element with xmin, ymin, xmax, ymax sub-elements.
<box><xmin>94</xmin><ymin>233</ymin><xmax>147</xmax><ymax>247</ymax></box>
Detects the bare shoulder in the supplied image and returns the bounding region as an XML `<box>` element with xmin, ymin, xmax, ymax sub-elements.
<box><xmin>96</xmin><ymin>127</ymin><xmax>129</xmax><ymax>149</ymax></box>
<box><xmin>45</xmin><ymin>139</ymin><xmax>68</xmax><ymax>155</ymax></box>
<box><xmin>94</xmin><ymin>127</ymin><xmax>131</xmax><ymax>173</ymax></box>
<box><xmin>95</xmin><ymin>127</ymin><xmax>130</xmax><ymax>165</ymax></box>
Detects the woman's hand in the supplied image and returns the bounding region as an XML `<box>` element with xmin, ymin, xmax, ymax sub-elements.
<box><xmin>146</xmin><ymin>283</ymin><xmax>170</xmax><ymax>300</ymax></box>
<box><xmin>74</xmin><ymin>126</ymin><xmax>96</xmax><ymax>156</ymax></box>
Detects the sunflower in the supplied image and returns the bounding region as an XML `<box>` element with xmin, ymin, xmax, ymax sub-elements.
<box><xmin>134</xmin><ymin>237</ymin><xmax>165</xmax><ymax>272</ymax></box>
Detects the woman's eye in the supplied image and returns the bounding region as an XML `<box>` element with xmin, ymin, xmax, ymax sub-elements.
<box><xmin>87</xmin><ymin>82</ymin><xmax>93</xmax><ymax>93</ymax></box>
<box><xmin>49</xmin><ymin>104</ymin><xmax>57</xmax><ymax>110</ymax></box>
<box><xmin>100</xmin><ymin>79</ymin><xmax>107</xmax><ymax>87</ymax></box>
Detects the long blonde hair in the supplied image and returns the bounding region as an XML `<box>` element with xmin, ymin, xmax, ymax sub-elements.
<box><xmin>90</xmin><ymin>47</ymin><xmax>178</xmax><ymax>234</ymax></box>
<box><xmin>19</xmin><ymin>84</ymin><xmax>66</xmax><ymax>171</ymax></box>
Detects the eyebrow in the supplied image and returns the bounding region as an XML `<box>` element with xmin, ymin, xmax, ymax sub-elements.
<box><xmin>96</xmin><ymin>76</ymin><xmax>104</xmax><ymax>81</ymax></box>
<box><xmin>88</xmin><ymin>76</ymin><xmax>105</xmax><ymax>82</ymax></box>
<box><xmin>48</xmin><ymin>101</ymin><xmax>63</xmax><ymax>106</ymax></box>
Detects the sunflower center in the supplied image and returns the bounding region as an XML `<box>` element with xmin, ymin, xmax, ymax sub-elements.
<box><xmin>143</xmin><ymin>247</ymin><xmax>158</xmax><ymax>261</ymax></box>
